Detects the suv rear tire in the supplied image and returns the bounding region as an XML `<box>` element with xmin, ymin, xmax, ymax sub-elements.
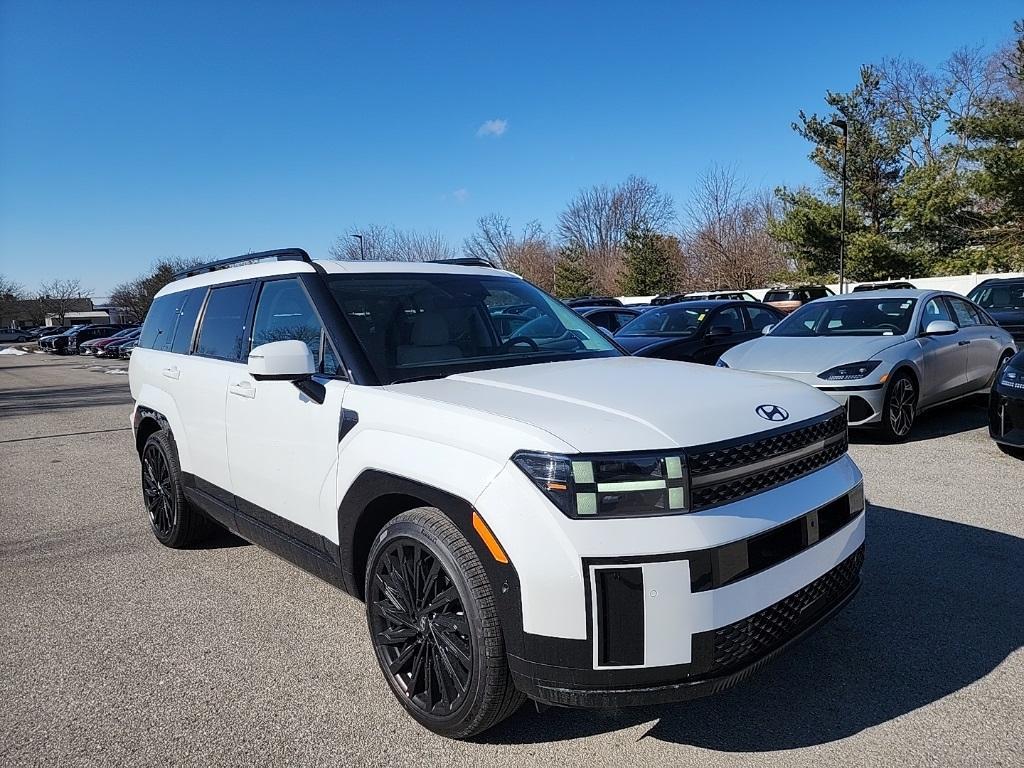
<box><xmin>364</xmin><ymin>507</ymin><xmax>525</xmax><ymax>738</ymax></box>
<box><xmin>141</xmin><ymin>430</ymin><xmax>210</xmax><ymax>548</ymax></box>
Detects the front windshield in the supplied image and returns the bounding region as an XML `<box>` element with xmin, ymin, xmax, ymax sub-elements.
<box><xmin>616</xmin><ymin>305</ymin><xmax>709</xmax><ymax>337</ymax></box>
<box><xmin>772</xmin><ymin>298</ymin><xmax>918</xmax><ymax>337</ymax></box>
<box><xmin>326</xmin><ymin>273</ymin><xmax>620</xmax><ymax>384</ymax></box>
<box><xmin>969</xmin><ymin>284</ymin><xmax>1024</xmax><ymax>310</ymax></box>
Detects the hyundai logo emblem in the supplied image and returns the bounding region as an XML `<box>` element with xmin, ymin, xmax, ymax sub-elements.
<box><xmin>756</xmin><ymin>404</ymin><xmax>790</xmax><ymax>422</ymax></box>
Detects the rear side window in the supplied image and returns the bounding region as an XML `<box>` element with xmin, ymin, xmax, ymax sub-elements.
<box><xmin>195</xmin><ymin>283</ymin><xmax>255</xmax><ymax>361</ymax></box>
<box><xmin>169</xmin><ymin>288</ymin><xmax>206</xmax><ymax>354</ymax></box>
<box><xmin>138</xmin><ymin>294</ymin><xmax>179</xmax><ymax>350</ymax></box>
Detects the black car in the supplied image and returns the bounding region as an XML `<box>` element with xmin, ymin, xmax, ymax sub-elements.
<box><xmin>990</xmin><ymin>350</ymin><xmax>1024</xmax><ymax>457</ymax></box>
<box><xmin>38</xmin><ymin>325</ymin><xmax>85</xmax><ymax>350</ymax></box>
<box><xmin>55</xmin><ymin>324</ymin><xmax>127</xmax><ymax>354</ymax></box>
<box><xmin>576</xmin><ymin>305</ymin><xmax>643</xmax><ymax>333</ymax></box>
<box><xmin>852</xmin><ymin>280</ymin><xmax>916</xmax><ymax>292</ymax></box>
<box><xmin>613</xmin><ymin>300</ymin><xmax>784</xmax><ymax>365</ymax></box>
<box><xmin>968</xmin><ymin>278</ymin><xmax>1024</xmax><ymax>344</ymax></box>
<box><xmin>564</xmin><ymin>296</ymin><xmax>623</xmax><ymax>308</ymax></box>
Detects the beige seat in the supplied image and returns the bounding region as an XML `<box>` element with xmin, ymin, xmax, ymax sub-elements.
<box><xmin>396</xmin><ymin>314</ymin><xmax>462</xmax><ymax>365</ymax></box>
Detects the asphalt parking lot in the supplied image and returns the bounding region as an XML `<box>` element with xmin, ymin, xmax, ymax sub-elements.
<box><xmin>1</xmin><ymin>349</ymin><xmax>1022</xmax><ymax>768</ymax></box>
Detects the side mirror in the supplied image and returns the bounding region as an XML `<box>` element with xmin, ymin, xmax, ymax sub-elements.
<box><xmin>248</xmin><ymin>340</ymin><xmax>316</xmax><ymax>380</ymax></box>
<box><xmin>923</xmin><ymin>320</ymin><xmax>958</xmax><ymax>336</ymax></box>
<box><xmin>761</xmin><ymin>324</ymin><xmax>776</xmax><ymax>335</ymax></box>
<box><xmin>706</xmin><ymin>326</ymin><xmax>733</xmax><ymax>339</ymax></box>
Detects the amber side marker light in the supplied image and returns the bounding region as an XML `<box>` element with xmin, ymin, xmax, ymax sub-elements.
<box><xmin>472</xmin><ymin>511</ymin><xmax>509</xmax><ymax>564</ymax></box>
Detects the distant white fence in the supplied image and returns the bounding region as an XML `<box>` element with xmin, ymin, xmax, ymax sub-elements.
<box><xmin>619</xmin><ymin>272</ymin><xmax>1024</xmax><ymax>304</ymax></box>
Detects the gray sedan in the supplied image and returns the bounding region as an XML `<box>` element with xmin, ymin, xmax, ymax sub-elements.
<box><xmin>718</xmin><ymin>290</ymin><xmax>1017</xmax><ymax>440</ymax></box>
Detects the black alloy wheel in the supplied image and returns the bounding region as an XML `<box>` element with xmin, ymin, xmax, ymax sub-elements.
<box><xmin>365</xmin><ymin>508</ymin><xmax>524</xmax><ymax>738</ymax></box>
<box><xmin>140</xmin><ymin>430</ymin><xmax>210</xmax><ymax>548</ymax></box>
<box><xmin>369</xmin><ymin>539</ymin><xmax>473</xmax><ymax>716</ymax></box>
<box><xmin>142</xmin><ymin>442</ymin><xmax>176</xmax><ymax>537</ymax></box>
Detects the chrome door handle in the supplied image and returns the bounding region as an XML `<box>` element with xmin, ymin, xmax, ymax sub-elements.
<box><xmin>228</xmin><ymin>380</ymin><xmax>256</xmax><ymax>398</ymax></box>
<box><xmin>161</xmin><ymin>366</ymin><xmax>180</xmax><ymax>380</ymax></box>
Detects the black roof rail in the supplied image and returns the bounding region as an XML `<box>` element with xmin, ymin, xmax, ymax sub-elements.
<box><xmin>429</xmin><ymin>257</ymin><xmax>495</xmax><ymax>268</ymax></box>
<box><xmin>172</xmin><ymin>248</ymin><xmax>313</xmax><ymax>280</ymax></box>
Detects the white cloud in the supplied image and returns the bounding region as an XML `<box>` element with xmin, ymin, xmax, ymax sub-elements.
<box><xmin>452</xmin><ymin>187</ymin><xmax>469</xmax><ymax>202</ymax></box>
<box><xmin>476</xmin><ymin>118</ymin><xmax>508</xmax><ymax>138</ymax></box>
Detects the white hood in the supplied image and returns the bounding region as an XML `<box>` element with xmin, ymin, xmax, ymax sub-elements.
<box><xmin>388</xmin><ymin>357</ymin><xmax>840</xmax><ymax>452</ymax></box>
<box><xmin>720</xmin><ymin>335</ymin><xmax>906</xmax><ymax>375</ymax></box>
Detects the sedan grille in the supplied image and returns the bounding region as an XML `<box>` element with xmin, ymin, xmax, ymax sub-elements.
<box><xmin>688</xmin><ymin>410</ymin><xmax>848</xmax><ymax>511</ymax></box>
<box><xmin>709</xmin><ymin>544</ymin><xmax>864</xmax><ymax>675</ymax></box>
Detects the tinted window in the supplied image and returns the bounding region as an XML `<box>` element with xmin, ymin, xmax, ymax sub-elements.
<box><xmin>948</xmin><ymin>298</ymin><xmax>981</xmax><ymax>327</ymax></box>
<box><xmin>196</xmin><ymin>283</ymin><xmax>255</xmax><ymax>360</ymax></box>
<box><xmin>773</xmin><ymin>298</ymin><xmax>918</xmax><ymax>337</ymax></box>
<box><xmin>617</xmin><ymin>305</ymin><xmax>709</xmax><ymax>337</ymax></box>
<box><xmin>712</xmin><ymin>307</ymin><xmax>745</xmax><ymax>332</ymax></box>
<box><xmin>252</xmin><ymin>279</ymin><xmax>322</xmax><ymax>357</ymax></box>
<box><xmin>170</xmin><ymin>288</ymin><xmax>206</xmax><ymax>354</ymax></box>
<box><xmin>970</xmin><ymin>283</ymin><xmax>1024</xmax><ymax>310</ymax></box>
<box><xmin>765</xmin><ymin>290</ymin><xmax>796</xmax><ymax>302</ymax></box>
<box><xmin>139</xmin><ymin>294</ymin><xmax>179</xmax><ymax>350</ymax></box>
<box><xmin>744</xmin><ymin>305</ymin><xmax>779</xmax><ymax>332</ymax></box>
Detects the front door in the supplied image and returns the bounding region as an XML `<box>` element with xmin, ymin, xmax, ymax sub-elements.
<box><xmin>916</xmin><ymin>297</ymin><xmax>969</xmax><ymax>405</ymax></box>
<box><xmin>224</xmin><ymin>278</ymin><xmax>348</xmax><ymax>545</ymax></box>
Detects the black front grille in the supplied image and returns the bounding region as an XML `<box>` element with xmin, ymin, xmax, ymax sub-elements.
<box><xmin>688</xmin><ymin>410</ymin><xmax>848</xmax><ymax>511</ymax></box>
<box><xmin>709</xmin><ymin>544</ymin><xmax>864</xmax><ymax>675</ymax></box>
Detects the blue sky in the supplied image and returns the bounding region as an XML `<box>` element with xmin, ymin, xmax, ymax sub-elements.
<box><xmin>1</xmin><ymin>1</ymin><xmax>1020</xmax><ymax>295</ymax></box>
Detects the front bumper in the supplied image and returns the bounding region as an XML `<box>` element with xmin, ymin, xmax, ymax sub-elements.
<box><xmin>513</xmin><ymin>544</ymin><xmax>863</xmax><ymax>707</ymax></box>
<box><xmin>990</xmin><ymin>386</ymin><xmax>1024</xmax><ymax>446</ymax></box>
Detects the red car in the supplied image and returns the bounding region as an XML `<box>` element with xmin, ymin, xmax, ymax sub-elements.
<box><xmin>83</xmin><ymin>326</ymin><xmax>140</xmax><ymax>355</ymax></box>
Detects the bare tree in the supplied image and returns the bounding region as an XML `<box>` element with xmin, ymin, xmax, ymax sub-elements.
<box><xmin>682</xmin><ymin>166</ymin><xmax>787</xmax><ymax>290</ymax></box>
<box><xmin>36</xmin><ymin>279</ymin><xmax>91</xmax><ymax>325</ymax></box>
<box><xmin>109</xmin><ymin>258</ymin><xmax>203</xmax><ymax>322</ymax></box>
<box><xmin>557</xmin><ymin>175</ymin><xmax>675</xmax><ymax>292</ymax></box>
<box><xmin>0</xmin><ymin>274</ymin><xmax>25</xmax><ymax>326</ymax></box>
<box><xmin>463</xmin><ymin>214</ymin><xmax>557</xmax><ymax>290</ymax></box>
<box><xmin>329</xmin><ymin>225</ymin><xmax>456</xmax><ymax>262</ymax></box>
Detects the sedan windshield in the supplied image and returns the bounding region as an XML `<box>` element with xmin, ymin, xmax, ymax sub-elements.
<box><xmin>772</xmin><ymin>298</ymin><xmax>918</xmax><ymax>337</ymax></box>
<box><xmin>615</xmin><ymin>305</ymin><xmax>710</xmax><ymax>337</ymax></box>
<box><xmin>326</xmin><ymin>273</ymin><xmax>620</xmax><ymax>383</ymax></box>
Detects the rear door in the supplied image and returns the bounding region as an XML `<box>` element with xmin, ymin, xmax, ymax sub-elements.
<box><xmin>693</xmin><ymin>305</ymin><xmax>747</xmax><ymax>364</ymax></box>
<box><xmin>224</xmin><ymin>277</ymin><xmax>347</xmax><ymax>544</ymax></box>
<box><xmin>947</xmin><ymin>296</ymin><xmax>1003</xmax><ymax>389</ymax></box>
<box><xmin>175</xmin><ymin>281</ymin><xmax>256</xmax><ymax>506</ymax></box>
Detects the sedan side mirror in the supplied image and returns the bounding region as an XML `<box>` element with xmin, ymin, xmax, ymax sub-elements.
<box><xmin>761</xmin><ymin>324</ymin><xmax>776</xmax><ymax>335</ymax></box>
<box><xmin>923</xmin><ymin>320</ymin><xmax>958</xmax><ymax>336</ymax></box>
<box><xmin>706</xmin><ymin>325</ymin><xmax>733</xmax><ymax>339</ymax></box>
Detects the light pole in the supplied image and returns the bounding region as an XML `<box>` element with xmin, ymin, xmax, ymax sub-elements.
<box><xmin>831</xmin><ymin>117</ymin><xmax>848</xmax><ymax>294</ymax></box>
<box><xmin>351</xmin><ymin>233</ymin><xmax>365</xmax><ymax>260</ymax></box>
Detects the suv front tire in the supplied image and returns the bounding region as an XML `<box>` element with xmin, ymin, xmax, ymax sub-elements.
<box><xmin>364</xmin><ymin>507</ymin><xmax>525</xmax><ymax>738</ymax></box>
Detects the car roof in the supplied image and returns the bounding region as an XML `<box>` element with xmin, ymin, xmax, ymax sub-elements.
<box><xmin>812</xmin><ymin>288</ymin><xmax>942</xmax><ymax>302</ymax></box>
<box><xmin>156</xmin><ymin>258</ymin><xmax>516</xmax><ymax>298</ymax></box>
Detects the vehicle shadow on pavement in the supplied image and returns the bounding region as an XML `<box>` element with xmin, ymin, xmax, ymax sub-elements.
<box><xmin>850</xmin><ymin>397</ymin><xmax>989</xmax><ymax>444</ymax></box>
<box><xmin>482</xmin><ymin>503</ymin><xmax>1024</xmax><ymax>749</ymax></box>
<box><xmin>0</xmin><ymin>383</ymin><xmax>134</xmax><ymax>417</ymax></box>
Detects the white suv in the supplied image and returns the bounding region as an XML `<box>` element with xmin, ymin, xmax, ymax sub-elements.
<box><xmin>129</xmin><ymin>249</ymin><xmax>866</xmax><ymax>738</ymax></box>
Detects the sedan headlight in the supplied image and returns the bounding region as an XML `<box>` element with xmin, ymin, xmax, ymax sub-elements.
<box><xmin>818</xmin><ymin>361</ymin><xmax>882</xmax><ymax>381</ymax></box>
<box><xmin>513</xmin><ymin>450</ymin><xmax>688</xmax><ymax>519</ymax></box>
<box><xmin>1000</xmin><ymin>367</ymin><xmax>1024</xmax><ymax>390</ymax></box>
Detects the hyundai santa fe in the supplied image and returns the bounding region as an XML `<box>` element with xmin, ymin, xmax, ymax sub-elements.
<box><xmin>128</xmin><ymin>248</ymin><xmax>866</xmax><ymax>738</ymax></box>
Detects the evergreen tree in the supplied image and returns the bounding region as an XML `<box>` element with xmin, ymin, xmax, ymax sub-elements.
<box><xmin>552</xmin><ymin>245</ymin><xmax>594</xmax><ymax>298</ymax></box>
<box><xmin>619</xmin><ymin>229</ymin><xmax>680</xmax><ymax>295</ymax></box>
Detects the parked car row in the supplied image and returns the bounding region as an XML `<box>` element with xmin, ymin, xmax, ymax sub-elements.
<box><xmin>565</xmin><ymin>281</ymin><xmax>1020</xmax><ymax>446</ymax></box>
<box><xmin>34</xmin><ymin>324</ymin><xmax>139</xmax><ymax>356</ymax></box>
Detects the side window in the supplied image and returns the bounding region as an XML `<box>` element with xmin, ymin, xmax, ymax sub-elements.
<box><xmin>921</xmin><ymin>298</ymin><xmax>952</xmax><ymax>331</ymax></box>
<box><xmin>948</xmin><ymin>298</ymin><xmax>980</xmax><ymax>328</ymax></box>
<box><xmin>744</xmin><ymin>306</ymin><xmax>778</xmax><ymax>332</ymax></box>
<box><xmin>196</xmin><ymin>282</ymin><xmax>255</xmax><ymax>361</ymax></box>
<box><xmin>586</xmin><ymin>311</ymin><xmax>614</xmax><ymax>331</ymax></box>
<box><xmin>251</xmin><ymin>279</ymin><xmax>322</xmax><ymax>359</ymax></box>
<box><xmin>713</xmin><ymin>307</ymin><xmax>745</xmax><ymax>332</ymax></box>
<box><xmin>169</xmin><ymin>288</ymin><xmax>206</xmax><ymax>354</ymax></box>
<box><xmin>138</xmin><ymin>294</ymin><xmax>178</xmax><ymax>350</ymax></box>
<box><xmin>321</xmin><ymin>334</ymin><xmax>342</xmax><ymax>376</ymax></box>
<box><xmin>612</xmin><ymin>312</ymin><xmax>637</xmax><ymax>331</ymax></box>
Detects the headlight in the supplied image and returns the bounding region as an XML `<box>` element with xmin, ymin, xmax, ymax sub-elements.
<box><xmin>818</xmin><ymin>361</ymin><xmax>882</xmax><ymax>381</ymax></box>
<box><xmin>512</xmin><ymin>450</ymin><xmax>688</xmax><ymax>519</ymax></box>
<box><xmin>1000</xmin><ymin>367</ymin><xmax>1024</xmax><ymax>390</ymax></box>
<box><xmin>715</xmin><ymin>359</ymin><xmax>729</xmax><ymax>368</ymax></box>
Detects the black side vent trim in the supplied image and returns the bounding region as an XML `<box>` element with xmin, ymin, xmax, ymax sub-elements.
<box><xmin>594</xmin><ymin>567</ymin><xmax>645</xmax><ymax>667</ymax></box>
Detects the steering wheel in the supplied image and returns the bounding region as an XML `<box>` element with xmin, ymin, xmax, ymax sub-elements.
<box><xmin>500</xmin><ymin>336</ymin><xmax>540</xmax><ymax>352</ymax></box>
<box><xmin>877</xmin><ymin>322</ymin><xmax>901</xmax><ymax>332</ymax></box>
